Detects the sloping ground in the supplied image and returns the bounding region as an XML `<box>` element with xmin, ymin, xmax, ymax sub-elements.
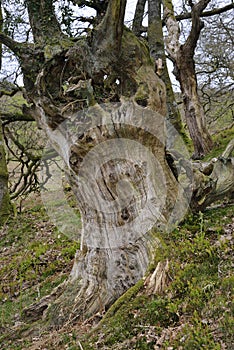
<box><xmin>0</xmin><ymin>199</ymin><xmax>233</xmax><ymax>350</ymax></box>
<box><xmin>0</xmin><ymin>199</ymin><xmax>80</xmax><ymax>349</ymax></box>
<box><xmin>0</xmin><ymin>126</ymin><xmax>233</xmax><ymax>350</ymax></box>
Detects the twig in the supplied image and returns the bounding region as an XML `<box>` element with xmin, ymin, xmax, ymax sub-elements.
<box><xmin>78</xmin><ymin>340</ymin><xmax>84</xmax><ymax>350</ymax></box>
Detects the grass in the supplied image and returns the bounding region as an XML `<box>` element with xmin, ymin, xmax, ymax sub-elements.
<box><xmin>204</xmin><ymin>125</ymin><xmax>234</xmax><ymax>161</ymax></box>
<box><xmin>0</xmin><ymin>201</ymin><xmax>80</xmax><ymax>333</ymax></box>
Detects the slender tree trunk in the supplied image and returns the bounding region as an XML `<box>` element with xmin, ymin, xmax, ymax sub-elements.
<box><xmin>148</xmin><ymin>0</ymin><xmax>184</xmax><ymax>138</ymax></box>
<box><xmin>175</xmin><ymin>53</ymin><xmax>213</xmax><ymax>158</ymax></box>
<box><xmin>132</xmin><ymin>0</ymin><xmax>146</xmax><ymax>36</ymax></box>
<box><xmin>0</xmin><ymin>119</ymin><xmax>12</xmax><ymax>224</ymax></box>
<box><xmin>163</xmin><ymin>0</ymin><xmax>213</xmax><ymax>158</ymax></box>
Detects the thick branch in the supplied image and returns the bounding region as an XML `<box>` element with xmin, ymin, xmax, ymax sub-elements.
<box><xmin>0</xmin><ymin>81</ymin><xmax>19</xmax><ymax>97</ymax></box>
<box><xmin>25</xmin><ymin>0</ymin><xmax>63</xmax><ymax>43</ymax></box>
<box><xmin>163</xmin><ymin>0</ymin><xmax>212</xmax><ymax>57</ymax></box>
<box><xmin>0</xmin><ymin>35</ymin><xmax>42</xmax><ymax>88</ymax></box>
<box><xmin>184</xmin><ymin>0</ymin><xmax>212</xmax><ymax>55</ymax></box>
<box><xmin>0</xmin><ymin>33</ymin><xmax>27</xmax><ymax>57</ymax></box>
<box><xmin>222</xmin><ymin>139</ymin><xmax>234</xmax><ymax>159</ymax></box>
<box><xmin>193</xmin><ymin>0</ymin><xmax>212</xmax><ymax>13</ymax></box>
<box><xmin>136</xmin><ymin>4</ymin><xmax>234</xmax><ymax>34</ymax></box>
<box><xmin>1</xmin><ymin>112</ymin><xmax>34</xmax><ymax>124</ymax></box>
<box><xmin>94</xmin><ymin>0</ymin><xmax>127</xmax><ymax>51</ymax></box>
<box><xmin>132</xmin><ymin>0</ymin><xmax>147</xmax><ymax>36</ymax></box>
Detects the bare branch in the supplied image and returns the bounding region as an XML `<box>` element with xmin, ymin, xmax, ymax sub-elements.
<box><xmin>138</xmin><ymin>3</ymin><xmax>234</xmax><ymax>32</ymax></box>
<box><xmin>176</xmin><ymin>3</ymin><xmax>234</xmax><ymax>21</ymax></box>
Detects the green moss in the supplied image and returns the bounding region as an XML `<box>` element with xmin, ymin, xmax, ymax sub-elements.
<box><xmin>122</xmin><ymin>30</ymin><xmax>153</xmax><ymax>67</ymax></box>
<box><xmin>44</xmin><ymin>38</ymin><xmax>73</xmax><ymax>60</ymax></box>
<box><xmin>172</xmin><ymin>321</ymin><xmax>222</xmax><ymax>349</ymax></box>
<box><xmin>0</xmin><ymin>93</ymin><xmax>27</xmax><ymax>116</ymax></box>
<box><xmin>102</xmin><ymin>279</ymin><xmax>144</xmax><ymax>321</ymax></box>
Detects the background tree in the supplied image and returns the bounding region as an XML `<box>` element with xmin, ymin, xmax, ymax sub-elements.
<box><xmin>162</xmin><ymin>0</ymin><xmax>214</xmax><ymax>158</ymax></box>
<box><xmin>131</xmin><ymin>0</ymin><xmax>233</xmax><ymax>157</ymax></box>
<box><xmin>0</xmin><ymin>117</ymin><xmax>13</xmax><ymax>223</ymax></box>
<box><xmin>0</xmin><ymin>1</ymin><xmax>12</xmax><ymax>223</ymax></box>
<box><xmin>0</xmin><ymin>0</ymin><xmax>233</xmax><ymax>327</ymax></box>
<box><xmin>195</xmin><ymin>12</ymin><xmax>234</xmax><ymax>131</ymax></box>
<box><xmin>0</xmin><ymin>85</ymin><xmax>45</xmax><ymax>201</ymax></box>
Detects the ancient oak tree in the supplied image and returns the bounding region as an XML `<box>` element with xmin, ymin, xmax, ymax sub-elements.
<box><xmin>0</xmin><ymin>0</ymin><xmax>233</xmax><ymax>327</ymax></box>
<box><xmin>0</xmin><ymin>0</ymin><xmax>181</xmax><ymax>325</ymax></box>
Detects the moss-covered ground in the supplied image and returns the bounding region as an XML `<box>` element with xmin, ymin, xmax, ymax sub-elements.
<box><xmin>0</xmin><ymin>198</ymin><xmax>233</xmax><ymax>349</ymax></box>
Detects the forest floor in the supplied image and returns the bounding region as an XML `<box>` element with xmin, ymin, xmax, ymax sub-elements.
<box><xmin>0</xmin><ymin>127</ymin><xmax>233</xmax><ymax>350</ymax></box>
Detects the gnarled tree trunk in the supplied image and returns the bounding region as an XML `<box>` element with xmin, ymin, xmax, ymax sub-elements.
<box><xmin>8</xmin><ymin>0</ymin><xmax>189</xmax><ymax>326</ymax></box>
<box><xmin>24</xmin><ymin>27</ymin><xmax>189</xmax><ymax>325</ymax></box>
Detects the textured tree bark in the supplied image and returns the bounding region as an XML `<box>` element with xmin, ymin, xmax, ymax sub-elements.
<box><xmin>0</xmin><ymin>1</ymin><xmax>3</xmax><ymax>71</ymax></box>
<box><xmin>163</xmin><ymin>0</ymin><xmax>213</xmax><ymax>158</ymax></box>
<box><xmin>175</xmin><ymin>53</ymin><xmax>213</xmax><ymax>158</ymax></box>
<box><xmin>25</xmin><ymin>0</ymin><xmax>63</xmax><ymax>42</ymax></box>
